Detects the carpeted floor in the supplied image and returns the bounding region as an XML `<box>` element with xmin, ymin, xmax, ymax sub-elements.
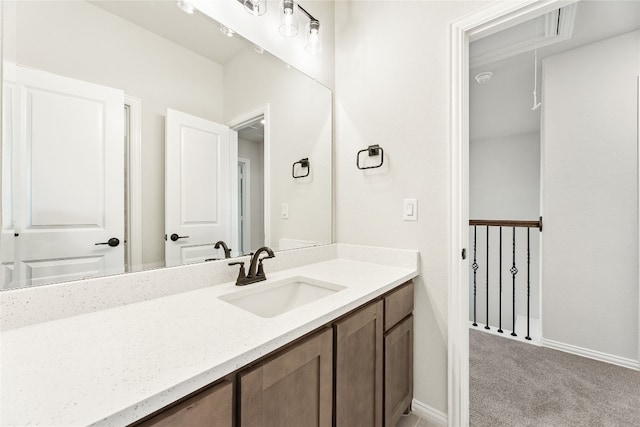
<box><xmin>470</xmin><ymin>329</ymin><xmax>640</xmax><ymax>427</ymax></box>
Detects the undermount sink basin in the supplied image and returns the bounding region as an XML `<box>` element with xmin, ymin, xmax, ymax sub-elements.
<box><xmin>219</xmin><ymin>276</ymin><xmax>346</xmax><ymax>318</ymax></box>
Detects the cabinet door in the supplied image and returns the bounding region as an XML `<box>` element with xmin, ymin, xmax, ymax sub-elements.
<box><xmin>335</xmin><ymin>300</ymin><xmax>384</xmax><ymax>427</ymax></box>
<box><xmin>239</xmin><ymin>328</ymin><xmax>333</xmax><ymax>427</ymax></box>
<box><xmin>137</xmin><ymin>380</ymin><xmax>233</xmax><ymax>427</ymax></box>
<box><xmin>384</xmin><ymin>315</ymin><xmax>413</xmax><ymax>427</ymax></box>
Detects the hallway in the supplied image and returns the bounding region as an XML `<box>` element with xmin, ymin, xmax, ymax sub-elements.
<box><xmin>470</xmin><ymin>329</ymin><xmax>640</xmax><ymax>426</ymax></box>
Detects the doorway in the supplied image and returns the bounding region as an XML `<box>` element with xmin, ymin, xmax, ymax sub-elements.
<box><xmin>234</xmin><ymin>116</ymin><xmax>265</xmax><ymax>255</ymax></box>
<box><xmin>450</xmin><ymin>1</ymin><xmax>640</xmax><ymax>425</ymax></box>
<box><xmin>227</xmin><ymin>105</ymin><xmax>270</xmax><ymax>254</ymax></box>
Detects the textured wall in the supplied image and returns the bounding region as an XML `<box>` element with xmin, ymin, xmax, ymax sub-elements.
<box><xmin>334</xmin><ymin>0</ymin><xmax>491</xmax><ymax>413</ymax></box>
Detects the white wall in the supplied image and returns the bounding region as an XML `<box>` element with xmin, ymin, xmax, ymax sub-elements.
<box><xmin>334</xmin><ymin>0</ymin><xmax>491</xmax><ymax>414</ymax></box>
<box><xmin>3</xmin><ymin>1</ymin><xmax>224</xmax><ymax>269</ymax></box>
<box><xmin>224</xmin><ymin>49</ymin><xmax>332</xmax><ymax>250</ymax></box>
<box><xmin>470</xmin><ymin>133</ymin><xmax>540</xmax><ymax>220</ymax></box>
<box><xmin>469</xmin><ymin>133</ymin><xmax>541</xmax><ymax>331</ymax></box>
<box><xmin>542</xmin><ymin>30</ymin><xmax>639</xmax><ymax>361</ymax></box>
<box><xmin>238</xmin><ymin>137</ymin><xmax>265</xmax><ymax>252</ymax></box>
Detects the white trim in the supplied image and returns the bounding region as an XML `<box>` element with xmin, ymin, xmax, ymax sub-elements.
<box><xmin>229</xmin><ymin>129</ymin><xmax>239</xmax><ymax>257</ymax></box>
<box><xmin>539</xmin><ymin>62</ymin><xmax>546</xmax><ymax>340</ymax></box>
<box><xmin>226</xmin><ymin>104</ymin><xmax>270</xmax><ymax>249</ymax></box>
<box><xmin>411</xmin><ymin>399</ymin><xmax>447</xmax><ymax>427</ymax></box>
<box><xmin>124</xmin><ymin>95</ymin><xmax>142</xmax><ymax>272</ymax></box>
<box><xmin>448</xmin><ymin>1</ymin><xmax>579</xmax><ymax>426</ymax></box>
<box><xmin>469</xmin><ymin>317</ymin><xmax>543</xmax><ymax>346</ymax></box>
<box><xmin>543</xmin><ymin>338</ymin><xmax>639</xmax><ymax>371</ymax></box>
<box><xmin>637</xmin><ymin>76</ymin><xmax>639</xmax><ymax>370</ymax></box>
<box><xmin>237</xmin><ymin>157</ymin><xmax>251</xmax><ymax>254</ymax></box>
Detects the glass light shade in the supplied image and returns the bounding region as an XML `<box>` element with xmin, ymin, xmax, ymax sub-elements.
<box><xmin>244</xmin><ymin>0</ymin><xmax>267</xmax><ymax>16</ymax></box>
<box><xmin>305</xmin><ymin>20</ymin><xmax>322</xmax><ymax>55</ymax></box>
<box><xmin>279</xmin><ymin>0</ymin><xmax>299</xmax><ymax>38</ymax></box>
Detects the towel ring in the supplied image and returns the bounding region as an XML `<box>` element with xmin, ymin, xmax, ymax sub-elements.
<box><xmin>357</xmin><ymin>145</ymin><xmax>384</xmax><ymax>170</ymax></box>
<box><xmin>292</xmin><ymin>158</ymin><xmax>310</xmax><ymax>178</ymax></box>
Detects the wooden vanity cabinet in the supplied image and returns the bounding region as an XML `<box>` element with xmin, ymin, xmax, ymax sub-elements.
<box><xmin>135</xmin><ymin>379</ymin><xmax>233</xmax><ymax>427</ymax></box>
<box><xmin>131</xmin><ymin>281</ymin><xmax>414</xmax><ymax>427</ymax></box>
<box><xmin>238</xmin><ymin>328</ymin><xmax>333</xmax><ymax>427</ymax></box>
<box><xmin>383</xmin><ymin>281</ymin><xmax>414</xmax><ymax>427</ymax></box>
<box><xmin>334</xmin><ymin>300</ymin><xmax>384</xmax><ymax>427</ymax></box>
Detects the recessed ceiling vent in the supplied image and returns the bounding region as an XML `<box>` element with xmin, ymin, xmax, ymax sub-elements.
<box><xmin>470</xmin><ymin>4</ymin><xmax>577</xmax><ymax>69</ymax></box>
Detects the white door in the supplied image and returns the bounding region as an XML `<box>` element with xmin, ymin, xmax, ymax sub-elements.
<box><xmin>1</xmin><ymin>80</ymin><xmax>17</xmax><ymax>286</ymax></box>
<box><xmin>165</xmin><ymin>109</ymin><xmax>235</xmax><ymax>266</ymax></box>
<box><xmin>2</xmin><ymin>65</ymin><xmax>125</xmax><ymax>288</ymax></box>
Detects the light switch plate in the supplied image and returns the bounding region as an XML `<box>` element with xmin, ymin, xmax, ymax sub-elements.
<box><xmin>281</xmin><ymin>203</ymin><xmax>289</xmax><ymax>219</ymax></box>
<box><xmin>403</xmin><ymin>198</ymin><xmax>418</xmax><ymax>221</ymax></box>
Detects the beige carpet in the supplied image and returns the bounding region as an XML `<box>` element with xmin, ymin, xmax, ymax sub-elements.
<box><xmin>470</xmin><ymin>329</ymin><xmax>640</xmax><ymax>426</ymax></box>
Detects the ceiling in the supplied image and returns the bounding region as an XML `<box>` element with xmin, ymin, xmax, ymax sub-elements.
<box><xmin>90</xmin><ymin>0</ymin><xmax>249</xmax><ymax>65</ymax></box>
<box><xmin>92</xmin><ymin>1</ymin><xmax>265</xmax><ymax>143</ymax></box>
<box><xmin>470</xmin><ymin>0</ymin><xmax>640</xmax><ymax>141</ymax></box>
<box><xmin>238</xmin><ymin>119</ymin><xmax>265</xmax><ymax>144</ymax></box>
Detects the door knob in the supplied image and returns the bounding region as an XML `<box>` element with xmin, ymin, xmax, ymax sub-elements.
<box><xmin>95</xmin><ymin>238</ymin><xmax>120</xmax><ymax>247</ymax></box>
<box><xmin>170</xmin><ymin>233</ymin><xmax>190</xmax><ymax>242</ymax></box>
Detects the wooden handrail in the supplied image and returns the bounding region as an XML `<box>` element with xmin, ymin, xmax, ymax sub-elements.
<box><xmin>469</xmin><ymin>217</ymin><xmax>542</xmax><ymax>230</ymax></box>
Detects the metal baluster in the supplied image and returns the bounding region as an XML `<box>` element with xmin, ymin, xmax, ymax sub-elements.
<box><xmin>526</xmin><ymin>228</ymin><xmax>532</xmax><ymax>340</ymax></box>
<box><xmin>510</xmin><ymin>227</ymin><xmax>518</xmax><ymax>337</ymax></box>
<box><xmin>485</xmin><ymin>226</ymin><xmax>490</xmax><ymax>330</ymax></box>
<box><xmin>472</xmin><ymin>226</ymin><xmax>478</xmax><ymax>327</ymax></box>
<box><xmin>498</xmin><ymin>227</ymin><xmax>503</xmax><ymax>333</ymax></box>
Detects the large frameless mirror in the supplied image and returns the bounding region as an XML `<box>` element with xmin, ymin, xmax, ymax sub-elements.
<box><xmin>1</xmin><ymin>0</ymin><xmax>332</xmax><ymax>290</ymax></box>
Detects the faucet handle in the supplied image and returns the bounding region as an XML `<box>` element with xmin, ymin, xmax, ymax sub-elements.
<box><xmin>228</xmin><ymin>261</ymin><xmax>246</xmax><ymax>282</ymax></box>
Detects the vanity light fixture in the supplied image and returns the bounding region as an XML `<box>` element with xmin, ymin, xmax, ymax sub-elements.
<box><xmin>236</xmin><ymin>0</ymin><xmax>321</xmax><ymax>55</ymax></box>
<box><xmin>220</xmin><ymin>25</ymin><xmax>235</xmax><ymax>38</ymax></box>
<box><xmin>279</xmin><ymin>0</ymin><xmax>299</xmax><ymax>37</ymax></box>
<box><xmin>176</xmin><ymin>0</ymin><xmax>195</xmax><ymax>15</ymax></box>
<box><xmin>244</xmin><ymin>0</ymin><xmax>267</xmax><ymax>16</ymax></box>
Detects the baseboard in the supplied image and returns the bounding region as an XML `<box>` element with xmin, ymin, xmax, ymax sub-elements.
<box><xmin>411</xmin><ymin>399</ymin><xmax>447</xmax><ymax>426</ymax></box>
<box><xmin>543</xmin><ymin>338</ymin><xmax>639</xmax><ymax>371</ymax></box>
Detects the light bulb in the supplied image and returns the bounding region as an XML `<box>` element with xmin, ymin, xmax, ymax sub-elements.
<box><xmin>305</xmin><ymin>20</ymin><xmax>322</xmax><ymax>55</ymax></box>
<box><xmin>279</xmin><ymin>0</ymin><xmax>298</xmax><ymax>38</ymax></box>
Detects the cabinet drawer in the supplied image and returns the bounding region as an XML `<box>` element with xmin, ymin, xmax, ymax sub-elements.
<box><xmin>384</xmin><ymin>281</ymin><xmax>414</xmax><ymax>331</ymax></box>
<box><xmin>384</xmin><ymin>315</ymin><xmax>413</xmax><ymax>427</ymax></box>
<box><xmin>136</xmin><ymin>380</ymin><xmax>233</xmax><ymax>427</ymax></box>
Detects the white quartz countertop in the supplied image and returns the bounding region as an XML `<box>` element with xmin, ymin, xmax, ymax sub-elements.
<box><xmin>1</xmin><ymin>258</ymin><xmax>417</xmax><ymax>426</ymax></box>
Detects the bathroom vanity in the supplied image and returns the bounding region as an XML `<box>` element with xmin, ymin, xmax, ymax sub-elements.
<box><xmin>135</xmin><ymin>281</ymin><xmax>413</xmax><ymax>427</ymax></box>
<box><xmin>0</xmin><ymin>244</ymin><xmax>418</xmax><ymax>427</ymax></box>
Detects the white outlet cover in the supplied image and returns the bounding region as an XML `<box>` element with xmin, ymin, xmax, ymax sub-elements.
<box><xmin>281</xmin><ymin>203</ymin><xmax>289</xmax><ymax>219</ymax></box>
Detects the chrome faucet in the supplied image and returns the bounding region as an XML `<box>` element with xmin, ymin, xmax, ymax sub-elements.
<box><xmin>214</xmin><ymin>241</ymin><xmax>232</xmax><ymax>259</ymax></box>
<box><xmin>228</xmin><ymin>246</ymin><xmax>275</xmax><ymax>286</ymax></box>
